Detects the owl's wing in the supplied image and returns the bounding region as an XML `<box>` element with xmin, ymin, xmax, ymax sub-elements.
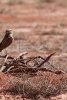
<box><xmin>0</xmin><ymin>35</ymin><xmax>8</xmax><ymax>47</ymax></box>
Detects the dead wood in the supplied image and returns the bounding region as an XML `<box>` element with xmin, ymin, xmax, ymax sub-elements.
<box><xmin>0</xmin><ymin>52</ymin><xmax>65</xmax><ymax>75</ymax></box>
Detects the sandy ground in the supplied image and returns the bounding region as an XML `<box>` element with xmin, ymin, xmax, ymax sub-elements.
<box><xmin>0</xmin><ymin>0</ymin><xmax>67</xmax><ymax>100</ymax></box>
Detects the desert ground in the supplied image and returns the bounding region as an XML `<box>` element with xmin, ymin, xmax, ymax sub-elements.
<box><xmin>0</xmin><ymin>0</ymin><xmax>67</xmax><ymax>100</ymax></box>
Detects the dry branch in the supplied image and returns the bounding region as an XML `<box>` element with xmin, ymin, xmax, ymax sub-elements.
<box><xmin>0</xmin><ymin>52</ymin><xmax>65</xmax><ymax>74</ymax></box>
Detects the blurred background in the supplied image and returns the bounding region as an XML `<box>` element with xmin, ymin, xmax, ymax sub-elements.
<box><xmin>0</xmin><ymin>0</ymin><xmax>67</xmax><ymax>55</ymax></box>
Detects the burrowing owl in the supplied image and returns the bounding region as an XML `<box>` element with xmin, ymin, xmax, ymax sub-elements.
<box><xmin>0</xmin><ymin>29</ymin><xmax>13</xmax><ymax>52</ymax></box>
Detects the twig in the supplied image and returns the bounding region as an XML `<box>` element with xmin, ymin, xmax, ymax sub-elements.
<box><xmin>37</xmin><ymin>52</ymin><xmax>55</xmax><ymax>68</ymax></box>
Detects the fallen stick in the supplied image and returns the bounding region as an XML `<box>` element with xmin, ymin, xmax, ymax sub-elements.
<box><xmin>37</xmin><ymin>52</ymin><xmax>55</xmax><ymax>68</ymax></box>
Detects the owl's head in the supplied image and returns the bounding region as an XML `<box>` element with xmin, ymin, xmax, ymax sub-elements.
<box><xmin>5</xmin><ymin>29</ymin><xmax>13</xmax><ymax>38</ymax></box>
